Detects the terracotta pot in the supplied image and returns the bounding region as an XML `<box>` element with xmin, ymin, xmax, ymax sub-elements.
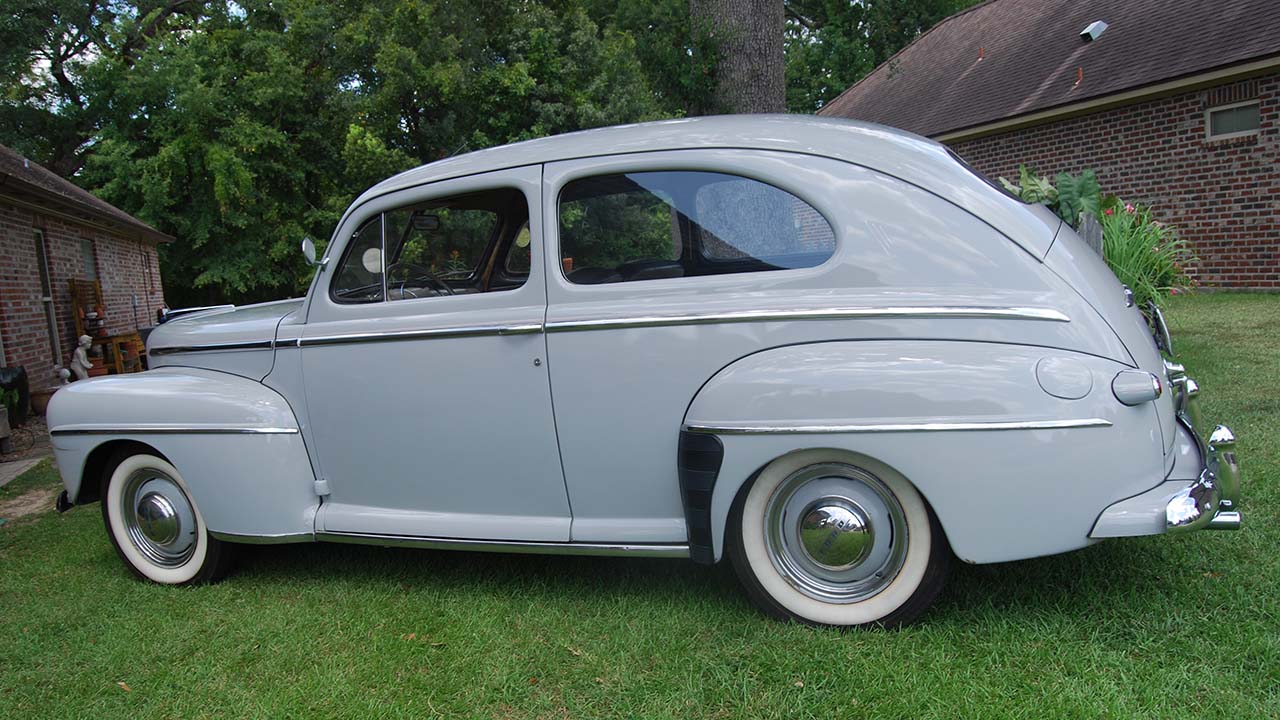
<box><xmin>30</xmin><ymin>388</ymin><xmax>56</xmax><ymax>415</ymax></box>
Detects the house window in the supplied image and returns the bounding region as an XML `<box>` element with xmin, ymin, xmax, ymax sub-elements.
<box><xmin>1206</xmin><ymin>101</ymin><xmax>1261</xmax><ymax>140</ymax></box>
<box><xmin>80</xmin><ymin>237</ymin><xmax>98</xmax><ymax>279</ymax></box>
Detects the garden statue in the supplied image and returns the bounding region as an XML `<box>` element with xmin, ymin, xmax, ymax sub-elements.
<box><xmin>56</xmin><ymin>366</ymin><xmax>71</xmax><ymax>385</ymax></box>
<box><xmin>71</xmin><ymin>335</ymin><xmax>94</xmax><ymax>381</ymax></box>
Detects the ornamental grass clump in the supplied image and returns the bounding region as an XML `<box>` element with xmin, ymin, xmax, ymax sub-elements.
<box><xmin>1100</xmin><ymin>203</ymin><xmax>1197</xmax><ymax>309</ymax></box>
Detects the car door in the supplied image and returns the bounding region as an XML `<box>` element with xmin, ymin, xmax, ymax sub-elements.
<box><xmin>301</xmin><ymin>165</ymin><xmax>572</xmax><ymax>541</ymax></box>
<box><xmin>541</xmin><ymin>151</ymin><xmax>843</xmax><ymax>544</ymax></box>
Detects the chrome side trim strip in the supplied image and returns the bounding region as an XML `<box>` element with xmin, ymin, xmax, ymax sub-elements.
<box><xmin>290</xmin><ymin>307</ymin><xmax>1067</xmax><ymax>348</ymax></box>
<box><xmin>150</xmin><ymin>340</ymin><xmax>274</xmax><ymax>356</ymax></box>
<box><xmin>298</xmin><ymin>323</ymin><xmax>542</xmax><ymax>347</ymax></box>
<box><xmin>546</xmin><ymin>306</ymin><xmax>1070</xmax><ymax>332</ymax></box>
<box><xmin>684</xmin><ymin>418</ymin><xmax>1113</xmax><ymax>435</ymax></box>
<box><xmin>50</xmin><ymin>425</ymin><xmax>300</xmax><ymax>436</ymax></box>
<box><xmin>210</xmin><ymin>531</ymin><xmax>313</xmax><ymax>545</ymax></box>
<box><xmin>316</xmin><ymin>531</ymin><xmax>691</xmax><ymax>558</ymax></box>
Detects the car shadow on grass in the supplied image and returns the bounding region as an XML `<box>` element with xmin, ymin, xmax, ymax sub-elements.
<box><xmin>940</xmin><ymin>535</ymin><xmax>1234</xmax><ymax>629</ymax></box>
<box><xmin>234</xmin><ymin>539</ymin><xmax>749</xmax><ymax>607</ymax></box>
<box><xmin>227</xmin><ymin>532</ymin><xmax>1213</xmax><ymax>629</ymax></box>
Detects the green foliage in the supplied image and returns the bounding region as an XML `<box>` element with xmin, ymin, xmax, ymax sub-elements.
<box><xmin>998</xmin><ymin>165</ymin><xmax>1058</xmax><ymax>205</ymax></box>
<box><xmin>3</xmin><ymin>0</ymin><xmax>671</xmax><ymax>307</ymax></box>
<box><xmin>560</xmin><ymin>189</ymin><xmax>677</xmax><ymax>270</ymax></box>
<box><xmin>784</xmin><ymin>0</ymin><xmax>980</xmax><ymax>111</ymax></box>
<box><xmin>998</xmin><ymin>165</ymin><xmax>1122</xmax><ymax>228</ymax></box>
<box><xmin>582</xmin><ymin>0</ymin><xmax>718</xmax><ymax>116</ymax></box>
<box><xmin>999</xmin><ymin>165</ymin><xmax>1195</xmax><ymax>306</ymax></box>
<box><xmin>1101</xmin><ymin>204</ymin><xmax>1197</xmax><ymax>309</ymax></box>
<box><xmin>2</xmin><ymin>0</ymin><xmax>988</xmax><ymax>304</ymax></box>
<box><xmin>1053</xmin><ymin>169</ymin><xmax>1104</xmax><ymax>225</ymax></box>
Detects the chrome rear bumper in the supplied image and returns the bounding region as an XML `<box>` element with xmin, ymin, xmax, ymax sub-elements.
<box><xmin>1091</xmin><ymin>369</ymin><xmax>1242</xmax><ymax>538</ymax></box>
<box><xmin>1165</xmin><ymin>372</ymin><xmax>1242</xmax><ymax>532</ymax></box>
<box><xmin>1164</xmin><ymin>456</ymin><xmax>1241</xmax><ymax>533</ymax></box>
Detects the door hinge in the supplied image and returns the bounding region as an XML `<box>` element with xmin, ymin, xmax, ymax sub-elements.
<box><xmin>313</xmin><ymin>479</ymin><xmax>331</xmax><ymax>497</ymax></box>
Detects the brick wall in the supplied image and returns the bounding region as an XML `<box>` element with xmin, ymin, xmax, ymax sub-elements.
<box><xmin>950</xmin><ymin>71</ymin><xmax>1279</xmax><ymax>290</ymax></box>
<box><xmin>0</xmin><ymin>201</ymin><xmax>166</xmax><ymax>389</ymax></box>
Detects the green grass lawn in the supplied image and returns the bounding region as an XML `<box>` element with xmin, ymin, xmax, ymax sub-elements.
<box><xmin>2</xmin><ymin>293</ymin><xmax>1277</xmax><ymax>719</ymax></box>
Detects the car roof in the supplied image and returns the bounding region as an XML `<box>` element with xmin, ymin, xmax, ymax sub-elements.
<box><xmin>363</xmin><ymin>115</ymin><xmax>935</xmax><ymax>197</ymax></box>
<box><xmin>343</xmin><ymin>115</ymin><xmax>1058</xmax><ymax>259</ymax></box>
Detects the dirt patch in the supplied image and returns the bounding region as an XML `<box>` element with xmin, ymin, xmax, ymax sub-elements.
<box><xmin>0</xmin><ymin>485</ymin><xmax>58</xmax><ymax>526</ymax></box>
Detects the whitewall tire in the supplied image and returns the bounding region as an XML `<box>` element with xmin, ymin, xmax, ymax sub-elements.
<box><xmin>728</xmin><ymin>449</ymin><xmax>948</xmax><ymax>628</ymax></box>
<box><xmin>101</xmin><ymin>452</ymin><xmax>234</xmax><ymax>585</ymax></box>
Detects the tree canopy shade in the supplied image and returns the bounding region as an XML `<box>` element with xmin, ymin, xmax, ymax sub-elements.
<box><xmin>2</xmin><ymin>0</ymin><xmax>677</xmax><ymax>305</ymax></box>
<box><xmin>783</xmin><ymin>0</ymin><xmax>980</xmax><ymax>112</ymax></box>
<box><xmin>2</xmin><ymin>0</ymin><xmax>974</xmax><ymax>306</ymax></box>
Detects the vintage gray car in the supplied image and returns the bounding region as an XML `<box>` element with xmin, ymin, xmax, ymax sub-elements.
<box><xmin>47</xmin><ymin>116</ymin><xmax>1242</xmax><ymax>627</ymax></box>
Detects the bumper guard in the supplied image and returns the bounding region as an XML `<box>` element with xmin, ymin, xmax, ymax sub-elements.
<box><xmin>1164</xmin><ymin>371</ymin><xmax>1242</xmax><ymax>533</ymax></box>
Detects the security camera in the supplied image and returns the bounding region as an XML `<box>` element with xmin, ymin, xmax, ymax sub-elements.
<box><xmin>1081</xmin><ymin>20</ymin><xmax>1108</xmax><ymax>42</ymax></box>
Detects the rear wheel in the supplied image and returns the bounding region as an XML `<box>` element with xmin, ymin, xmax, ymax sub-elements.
<box><xmin>100</xmin><ymin>452</ymin><xmax>234</xmax><ymax>585</ymax></box>
<box><xmin>728</xmin><ymin>449</ymin><xmax>948</xmax><ymax>628</ymax></box>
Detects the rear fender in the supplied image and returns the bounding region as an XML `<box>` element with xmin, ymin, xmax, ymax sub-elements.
<box><xmin>682</xmin><ymin>340</ymin><xmax>1166</xmax><ymax>564</ymax></box>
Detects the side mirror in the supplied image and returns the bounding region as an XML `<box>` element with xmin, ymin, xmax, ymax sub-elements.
<box><xmin>302</xmin><ymin>237</ymin><xmax>327</xmax><ymax>268</ymax></box>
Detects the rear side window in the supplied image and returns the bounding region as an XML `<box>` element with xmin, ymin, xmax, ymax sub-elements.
<box><xmin>558</xmin><ymin>171</ymin><xmax>834</xmax><ymax>285</ymax></box>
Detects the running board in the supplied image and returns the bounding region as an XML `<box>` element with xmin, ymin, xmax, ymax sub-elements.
<box><xmin>316</xmin><ymin>532</ymin><xmax>691</xmax><ymax>559</ymax></box>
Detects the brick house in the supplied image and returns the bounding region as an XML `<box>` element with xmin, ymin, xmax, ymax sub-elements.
<box><xmin>819</xmin><ymin>0</ymin><xmax>1279</xmax><ymax>290</ymax></box>
<box><xmin>0</xmin><ymin>143</ymin><xmax>169</xmax><ymax>390</ymax></box>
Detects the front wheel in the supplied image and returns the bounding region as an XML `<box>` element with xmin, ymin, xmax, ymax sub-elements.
<box><xmin>728</xmin><ymin>449</ymin><xmax>948</xmax><ymax>628</ymax></box>
<box><xmin>101</xmin><ymin>452</ymin><xmax>234</xmax><ymax>585</ymax></box>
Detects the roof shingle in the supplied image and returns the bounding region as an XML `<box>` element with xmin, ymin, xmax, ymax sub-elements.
<box><xmin>0</xmin><ymin>143</ymin><xmax>171</xmax><ymax>243</ymax></box>
<box><xmin>818</xmin><ymin>0</ymin><xmax>1280</xmax><ymax>137</ymax></box>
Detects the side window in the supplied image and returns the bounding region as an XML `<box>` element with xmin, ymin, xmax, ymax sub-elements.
<box><xmin>558</xmin><ymin>171</ymin><xmax>834</xmax><ymax>285</ymax></box>
<box><xmin>504</xmin><ymin>223</ymin><xmax>532</xmax><ymax>275</ymax></box>
<box><xmin>331</xmin><ymin>188</ymin><xmax>528</xmax><ymax>303</ymax></box>
<box><xmin>332</xmin><ymin>217</ymin><xmax>385</xmax><ymax>303</ymax></box>
<box><xmin>384</xmin><ymin>206</ymin><xmax>498</xmax><ymax>300</ymax></box>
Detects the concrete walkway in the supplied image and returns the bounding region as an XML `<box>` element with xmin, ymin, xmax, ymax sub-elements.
<box><xmin>0</xmin><ymin>457</ymin><xmax>45</xmax><ymax>489</ymax></box>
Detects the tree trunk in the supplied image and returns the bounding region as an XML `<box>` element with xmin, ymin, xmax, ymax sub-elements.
<box><xmin>690</xmin><ymin>0</ymin><xmax>786</xmax><ymax>114</ymax></box>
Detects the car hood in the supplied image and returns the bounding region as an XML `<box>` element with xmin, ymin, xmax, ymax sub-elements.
<box><xmin>147</xmin><ymin>298</ymin><xmax>304</xmax><ymax>355</ymax></box>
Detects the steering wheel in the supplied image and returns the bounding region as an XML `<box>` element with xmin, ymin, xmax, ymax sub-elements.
<box><xmin>387</xmin><ymin>262</ymin><xmax>454</xmax><ymax>298</ymax></box>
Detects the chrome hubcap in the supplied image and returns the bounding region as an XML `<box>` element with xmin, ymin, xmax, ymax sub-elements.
<box><xmin>136</xmin><ymin>492</ymin><xmax>179</xmax><ymax>545</ymax></box>
<box><xmin>765</xmin><ymin>463</ymin><xmax>907</xmax><ymax>603</ymax></box>
<box><xmin>121</xmin><ymin>469</ymin><xmax>197</xmax><ymax>567</ymax></box>
<box><xmin>799</xmin><ymin>500</ymin><xmax>874</xmax><ymax>570</ymax></box>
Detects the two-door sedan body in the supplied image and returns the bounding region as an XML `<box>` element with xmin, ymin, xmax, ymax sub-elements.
<box><xmin>47</xmin><ymin>116</ymin><xmax>1242</xmax><ymax>626</ymax></box>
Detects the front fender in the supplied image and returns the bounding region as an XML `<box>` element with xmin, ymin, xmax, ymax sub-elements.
<box><xmin>47</xmin><ymin>368</ymin><xmax>316</xmax><ymax>539</ymax></box>
<box><xmin>682</xmin><ymin>340</ymin><xmax>1166</xmax><ymax>564</ymax></box>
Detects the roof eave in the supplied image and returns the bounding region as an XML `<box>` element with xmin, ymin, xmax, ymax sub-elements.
<box><xmin>934</xmin><ymin>53</ymin><xmax>1280</xmax><ymax>142</ymax></box>
<box><xmin>0</xmin><ymin>173</ymin><xmax>174</xmax><ymax>244</ymax></box>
